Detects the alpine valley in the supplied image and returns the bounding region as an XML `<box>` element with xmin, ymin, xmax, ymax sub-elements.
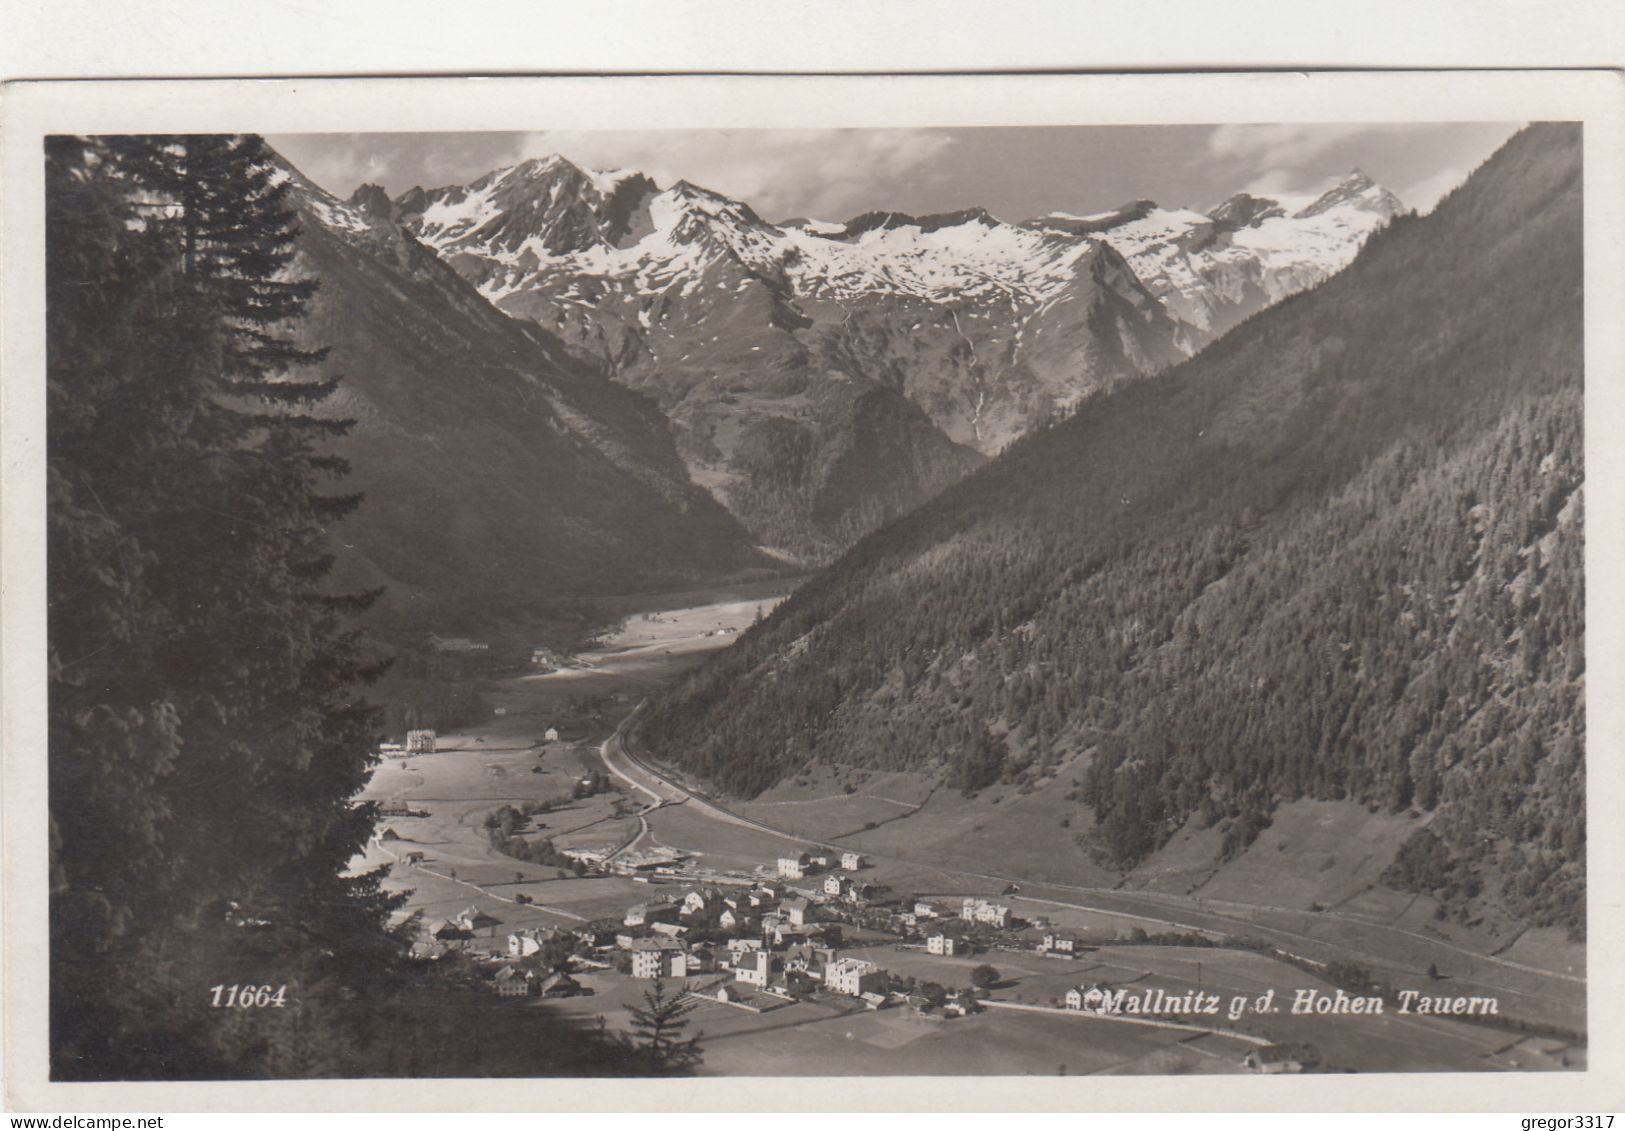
<box><xmin>353</xmin><ymin>154</ymin><xmax>1404</xmax><ymax>560</ymax></box>
<box><xmin>46</xmin><ymin>112</ymin><xmax>1589</xmax><ymax>1084</ymax></box>
<box><xmin>274</xmin><ymin>123</ymin><xmax>1582</xmax><ymax>998</ymax></box>
<box><xmin>642</xmin><ymin>124</ymin><xmax>1585</xmax><ymax>941</ymax></box>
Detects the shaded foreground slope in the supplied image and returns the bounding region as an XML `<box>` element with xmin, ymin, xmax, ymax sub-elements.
<box><xmin>642</xmin><ymin>124</ymin><xmax>1585</xmax><ymax>933</ymax></box>
<box><xmin>280</xmin><ymin>160</ymin><xmax>768</xmax><ymax>630</ymax></box>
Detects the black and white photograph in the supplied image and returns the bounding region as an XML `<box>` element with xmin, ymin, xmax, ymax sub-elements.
<box><xmin>2</xmin><ymin>71</ymin><xmax>1622</xmax><ymax>1110</ymax></box>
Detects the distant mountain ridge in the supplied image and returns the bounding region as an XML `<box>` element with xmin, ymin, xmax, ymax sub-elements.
<box><xmin>379</xmin><ymin>157</ymin><xmax>1401</xmax><ymax>559</ymax></box>
<box><xmin>1027</xmin><ymin>169</ymin><xmax>1405</xmax><ymax>347</ymax></box>
<box><xmin>638</xmin><ymin>125</ymin><xmax>1583</xmax><ymax>933</ymax></box>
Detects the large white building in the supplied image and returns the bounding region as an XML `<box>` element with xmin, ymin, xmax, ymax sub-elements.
<box><xmin>961</xmin><ymin>898</ymin><xmax>1012</xmax><ymax>928</ymax></box>
<box><xmin>824</xmin><ymin>958</ymin><xmax>886</xmax><ymax>997</ymax></box>
<box><xmin>927</xmin><ymin>933</ymin><xmax>958</xmax><ymax>956</ymax></box>
<box><xmin>630</xmin><ymin>939</ymin><xmax>687</xmax><ymax>979</ymax></box>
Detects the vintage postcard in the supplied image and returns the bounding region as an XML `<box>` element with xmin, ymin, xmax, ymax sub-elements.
<box><xmin>3</xmin><ymin>71</ymin><xmax>1622</xmax><ymax>1112</ymax></box>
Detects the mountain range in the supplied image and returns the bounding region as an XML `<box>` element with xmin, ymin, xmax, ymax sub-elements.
<box><xmin>638</xmin><ymin>124</ymin><xmax>1584</xmax><ymax>934</ymax></box>
<box><xmin>276</xmin><ymin>162</ymin><xmax>770</xmax><ymax>633</ymax></box>
<box><xmin>345</xmin><ymin>157</ymin><xmax>1404</xmax><ymax>560</ymax></box>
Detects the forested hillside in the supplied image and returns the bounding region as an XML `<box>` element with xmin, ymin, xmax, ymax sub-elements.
<box><xmin>642</xmin><ymin>124</ymin><xmax>1585</xmax><ymax>934</ymax></box>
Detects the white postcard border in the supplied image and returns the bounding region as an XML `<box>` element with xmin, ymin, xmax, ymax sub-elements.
<box><xmin>4</xmin><ymin>70</ymin><xmax>1623</xmax><ymax>1113</ymax></box>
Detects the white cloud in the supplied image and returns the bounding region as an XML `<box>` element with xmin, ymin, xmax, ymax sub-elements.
<box><xmin>1240</xmin><ymin>168</ymin><xmax>1303</xmax><ymax>196</ymax></box>
<box><xmin>514</xmin><ymin>128</ymin><xmax>954</xmax><ymax>220</ymax></box>
<box><xmin>1206</xmin><ymin>123</ymin><xmax>1381</xmax><ymax>167</ymax></box>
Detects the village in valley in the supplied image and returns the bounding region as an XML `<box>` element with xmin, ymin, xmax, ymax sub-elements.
<box><xmin>352</xmin><ymin>591</ymin><xmax>1581</xmax><ymax>1077</ymax></box>
<box><xmin>378</xmin><ymin>792</ymin><xmax>1329</xmax><ymax>1075</ymax></box>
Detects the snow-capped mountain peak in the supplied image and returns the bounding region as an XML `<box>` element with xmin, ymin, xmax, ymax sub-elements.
<box><xmin>399</xmin><ymin>163</ymin><xmax>1115</xmax><ymax>307</ymax></box>
<box><xmin>1294</xmin><ymin>167</ymin><xmax>1406</xmax><ymax>220</ymax></box>
<box><xmin>1025</xmin><ymin>171</ymin><xmax>1406</xmax><ymax>345</ymax></box>
<box><xmin>396</xmin><ymin>154</ymin><xmax>661</xmax><ymax>265</ymax></box>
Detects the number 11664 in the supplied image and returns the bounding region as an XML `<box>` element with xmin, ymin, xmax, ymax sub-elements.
<box><xmin>209</xmin><ymin>984</ymin><xmax>288</xmax><ymax>1008</ymax></box>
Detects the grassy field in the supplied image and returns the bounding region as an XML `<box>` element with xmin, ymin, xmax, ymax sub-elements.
<box><xmin>840</xmin><ymin>780</ymin><xmax>1118</xmax><ymax>889</ymax></box>
<box><xmin>832</xmin><ymin>941</ymin><xmax>1543</xmax><ymax>1074</ymax></box>
<box><xmin>1144</xmin><ymin>799</ymin><xmax>1421</xmax><ymax>908</ymax></box>
<box><xmin>643</xmin><ymin>802</ymin><xmax>805</xmax><ymax>874</ymax></box>
<box><xmin>352</xmin><ymin>590</ymin><xmax>788</xmax><ymax>951</ymax></box>
<box><xmin>545</xmin><ymin>968</ymin><xmax>1216</xmax><ymax>1077</ymax></box>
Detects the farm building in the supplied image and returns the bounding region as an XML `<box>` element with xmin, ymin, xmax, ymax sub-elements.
<box><xmin>431</xmin><ymin>919</ymin><xmax>470</xmax><ymax>942</ymax></box>
<box><xmin>492</xmin><ymin>967</ymin><xmax>537</xmax><ymax>997</ymax></box>
<box><xmin>623</xmin><ymin>901</ymin><xmax>679</xmax><ymax>927</ymax></box>
<box><xmin>507</xmin><ymin>927</ymin><xmax>566</xmax><ymax>958</ymax></box>
<box><xmin>454</xmin><ymin>905</ymin><xmax>501</xmax><ymax>936</ymax></box>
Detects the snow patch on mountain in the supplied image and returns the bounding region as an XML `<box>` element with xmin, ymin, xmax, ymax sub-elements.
<box><xmin>1034</xmin><ymin>170</ymin><xmax>1406</xmax><ymax>344</ymax></box>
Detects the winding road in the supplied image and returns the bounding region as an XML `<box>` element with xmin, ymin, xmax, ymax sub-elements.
<box><xmin>596</xmin><ymin>699</ymin><xmax>1584</xmax><ymax>1018</ymax></box>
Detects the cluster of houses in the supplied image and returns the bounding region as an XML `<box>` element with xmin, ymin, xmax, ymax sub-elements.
<box><xmin>431</xmin><ymin>904</ymin><xmax>504</xmax><ymax>943</ymax></box>
<box><xmin>435</xmin><ymin>841</ymin><xmax>1056</xmax><ymax>1014</ymax></box>
<box><xmin>426</xmin><ymin>841</ymin><xmax>1333</xmax><ymax>1068</ymax></box>
<box><xmin>775</xmin><ymin>849</ymin><xmax>864</xmax><ymax>880</ymax></box>
<box><xmin>493</xmin><ymin>965</ymin><xmax>583</xmax><ymax>999</ymax></box>
<box><xmin>612</xmin><ymin>881</ymin><xmax>844</xmax><ymax>981</ymax></box>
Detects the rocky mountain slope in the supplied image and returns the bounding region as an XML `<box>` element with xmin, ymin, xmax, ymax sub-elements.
<box><xmin>274</xmin><ymin>157</ymin><xmax>768</xmax><ymax>631</ymax></box>
<box><xmin>384</xmin><ymin>159</ymin><xmax>1399</xmax><ymax>559</ymax></box>
<box><xmin>1030</xmin><ymin>169</ymin><xmax>1405</xmax><ymax>348</ymax></box>
<box><xmin>639</xmin><ymin>125</ymin><xmax>1583</xmax><ymax>933</ymax></box>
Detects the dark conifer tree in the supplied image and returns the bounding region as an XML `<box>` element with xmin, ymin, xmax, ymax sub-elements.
<box><xmin>48</xmin><ymin>134</ymin><xmax>398</xmax><ymax>1079</ymax></box>
<box><xmin>622</xmin><ymin>977</ymin><xmax>703</xmax><ymax>1075</ymax></box>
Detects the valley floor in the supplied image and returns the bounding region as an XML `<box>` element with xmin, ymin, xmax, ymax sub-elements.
<box><xmin>353</xmin><ymin>584</ymin><xmax>1584</xmax><ymax>1076</ymax></box>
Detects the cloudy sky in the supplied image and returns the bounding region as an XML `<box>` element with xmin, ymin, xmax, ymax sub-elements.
<box><xmin>269</xmin><ymin>122</ymin><xmax>1523</xmax><ymax>224</ymax></box>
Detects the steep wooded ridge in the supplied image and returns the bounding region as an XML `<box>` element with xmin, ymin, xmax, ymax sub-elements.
<box><xmin>274</xmin><ymin>157</ymin><xmax>767</xmax><ymax>627</ymax></box>
<box><xmin>385</xmin><ymin>158</ymin><xmax>1397</xmax><ymax>560</ymax></box>
<box><xmin>642</xmin><ymin>125</ymin><xmax>1584</xmax><ymax>933</ymax></box>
